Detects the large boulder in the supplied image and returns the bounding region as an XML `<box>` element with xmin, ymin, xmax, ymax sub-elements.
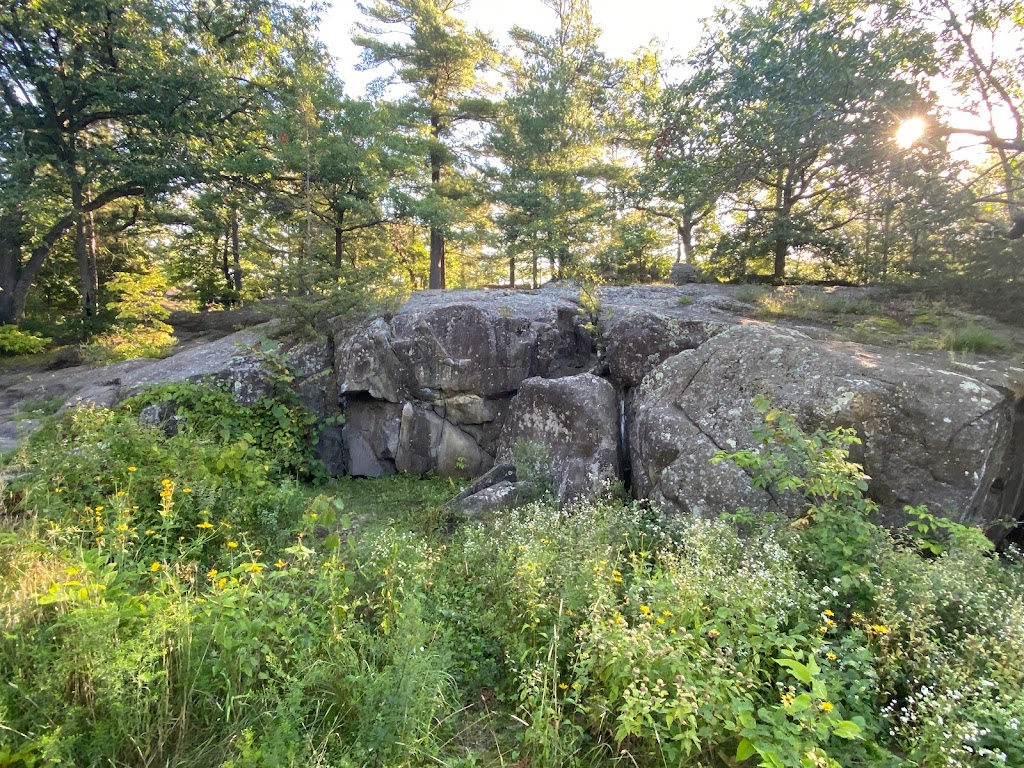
<box><xmin>497</xmin><ymin>373</ymin><xmax>621</xmax><ymax>504</ymax></box>
<box><xmin>395</xmin><ymin>403</ymin><xmax>492</xmax><ymax>478</ymax></box>
<box><xmin>335</xmin><ymin>289</ymin><xmax>595</xmax><ymax>405</ymax></box>
<box><xmin>341</xmin><ymin>399</ymin><xmax>402</xmax><ymax>477</ymax></box>
<box><xmin>629</xmin><ymin>323</ymin><xmax>1023</xmax><ymax>539</ymax></box>
<box><xmin>601</xmin><ymin>306</ymin><xmax>723</xmax><ymax>389</ymax></box>
<box><xmin>117</xmin><ymin>325</ymin><xmax>278</xmax><ymax>404</ymax></box>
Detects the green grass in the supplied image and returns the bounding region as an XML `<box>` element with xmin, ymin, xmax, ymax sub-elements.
<box><xmin>940</xmin><ymin>324</ymin><xmax>1009</xmax><ymax>354</ymax></box>
<box><xmin>1</xmin><ymin>392</ymin><xmax>1022</xmax><ymax>767</ymax></box>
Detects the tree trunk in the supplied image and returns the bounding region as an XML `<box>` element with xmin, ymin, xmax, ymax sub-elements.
<box><xmin>0</xmin><ymin>210</ymin><xmax>23</xmax><ymax>325</ymax></box>
<box><xmin>231</xmin><ymin>206</ymin><xmax>242</xmax><ymax>293</ymax></box>
<box><xmin>772</xmin><ymin>169</ymin><xmax>791</xmax><ymax>283</ymax></box>
<box><xmin>428</xmin><ymin>112</ymin><xmax>445</xmax><ymax>290</ymax></box>
<box><xmin>679</xmin><ymin>213</ymin><xmax>696</xmax><ymax>265</ymax></box>
<box><xmin>71</xmin><ymin>177</ymin><xmax>98</xmax><ymax>320</ymax></box>
<box><xmin>221</xmin><ymin>226</ymin><xmax>232</xmax><ymax>289</ymax></box>
<box><xmin>532</xmin><ymin>253</ymin><xmax>538</xmax><ymax>290</ymax></box>
<box><xmin>334</xmin><ymin>208</ymin><xmax>347</xmax><ymax>270</ymax></box>
<box><xmin>509</xmin><ymin>254</ymin><xmax>516</xmax><ymax>288</ymax></box>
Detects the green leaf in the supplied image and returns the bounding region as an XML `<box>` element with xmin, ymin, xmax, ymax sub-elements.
<box><xmin>832</xmin><ymin>720</ymin><xmax>863</xmax><ymax>739</ymax></box>
<box><xmin>736</xmin><ymin>738</ymin><xmax>757</xmax><ymax>762</ymax></box>
<box><xmin>774</xmin><ymin>657</ymin><xmax>813</xmax><ymax>684</ymax></box>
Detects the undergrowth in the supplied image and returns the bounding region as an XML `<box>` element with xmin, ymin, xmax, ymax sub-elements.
<box><xmin>0</xmin><ymin>392</ymin><xmax>1021</xmax><ymax>767</ymax></box>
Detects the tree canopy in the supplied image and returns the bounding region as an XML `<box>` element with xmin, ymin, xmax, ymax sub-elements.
<box><xmin>1</xmin><ymin>0</ymin><xmax>1022</xmax><ymax>338</ymax></box>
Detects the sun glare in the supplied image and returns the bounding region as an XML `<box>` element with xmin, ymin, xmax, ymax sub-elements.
<box><xmin>895</xmin><ymin>117</ymin><xmax>926</xmax><ymax>149</ymax></box>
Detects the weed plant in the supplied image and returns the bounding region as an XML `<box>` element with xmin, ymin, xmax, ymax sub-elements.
<box><xmin>0</xmin><ymin>393</ymin><xmax>1022</xmax><ymax>766</ymax></box>
<box><xmin>940</xmin><ymin>324</ymin><xmax>1009</xmax><ymax>355</ymax></box>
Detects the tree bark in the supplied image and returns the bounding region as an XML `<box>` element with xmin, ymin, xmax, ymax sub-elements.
<box><xmin>509</xmin><ymin>254</ymin><xmax>516</xmax><ymax>288</ymax></box>
<box><xmin>71</xmin><ymin>176</ymin><xmax>98</xmax><ymax>319</ymax></box>
<box><xmin>680</xmin><ymin>213</ymin><xmax>696</xmax><ymax>265</ymax></box>
<box><xmin>428</xmin><ymin>111</ymin><xmax>445</xmax><ymax>290</ymax></box>
<box><xmin>231</xmin><ymin>206</ymin><xmax>242</xmax><ymax>293</ymax></box>
<box><xmin>772</xmin><ymin>169</ymin><xmax>793</xmax><ymax>283</ymax></box>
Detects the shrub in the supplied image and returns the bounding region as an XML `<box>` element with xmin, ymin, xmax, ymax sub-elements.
<box><xmin>0</xmin><ymin>324</ymin><xmax>50</xmax><ymax>356</ymax></box>
<box><xmin>84</xmin><ymin>268</ymin><xmax>176</xmax><ymax>362</ymax></box>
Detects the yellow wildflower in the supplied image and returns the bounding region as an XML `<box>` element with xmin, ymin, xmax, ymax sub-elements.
<box><xmin>871</xmin><ymin>624</ymin><xmax>890</xmax><ymax>634</ymax></box>
<box><xmin>820</xmin><ymin>701</ymin><xmax>834</xmax><ymax>712</ymax></box>
<box><xmin>823</xmin><ymin>609</ymin><xmax>834</xmax><ymax>617</ymax></box>
<box><xmin>128</xmin><ymin>466</ymin><xmax>137</xmax><ymax>473</ymax></box>
<box><xmin>826</xmin><ymin>652</ymin><xmax>837</xmax><ymax>661</ymax></box>
<box><xmin>275</xmin><ymin>559</ymin><xmax>286</xmax><ymax>569</ymax></box>
<box><xmin>558</xmin><ymin>683</ymin><xmax>568</xmax><ymax>691</ymax></box>
<box><xmin>150</xmin><ymin>562</ymin><xmax>161</xmax><ymax>572</ymax></box>
<box><xmin>227</xmin><ymin>541</ymin><xmax>238</xmax><ymax>549</ymax></box>
<box><xmin>207</xmin><ymin>569</ymin><xmax>218</xmax><ymax>579</ymax></box>
<box><xmin>197</xmin><ymin>521</ymin><xmax>214</xmax><ymax>530</ymax></box>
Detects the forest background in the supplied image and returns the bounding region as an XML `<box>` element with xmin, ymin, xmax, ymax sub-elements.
<box><xmin>2</xmin><ymin>0</ymin><xmax>1023</xmax><ymax>350</ymax></box>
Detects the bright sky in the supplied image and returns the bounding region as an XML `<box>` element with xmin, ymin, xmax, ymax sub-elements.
<box><xmin>317</xmin><ymin>0</ymin><xmax>706</xmax><ymax>96</ymax></box>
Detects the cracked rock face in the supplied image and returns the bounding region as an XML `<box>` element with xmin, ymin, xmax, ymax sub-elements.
<box><xmin>334</xmin><ymin>288</ymin><xmax>598</xmax><ymax>476</ymax></box>
<box><xmin>335</xmin><ymin>289</ymin><xmax>595</xmax><ymax>403</ymax></box>
<box><xmin>497</xmin><ymin>373</ymin><xmax>621</xmax><ymax>504</ymax></box>
<box><xmin>630</xmin><ymin>323</ymin><xmax>1021</xmax><ymax>539</ymax></box>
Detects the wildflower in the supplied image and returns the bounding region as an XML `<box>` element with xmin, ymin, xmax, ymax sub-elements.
<box><xmin>824</xmin><ymin>609</ymin><xmax>834</xmax><ymax>617</ymax></box>
<box><xmin>145</xmin><ymin>529</ymin><xmax>155</xmax><ymax>535</ymax></box>
<box><xmin>217</xmin><ymin>577</ymin><xmax>227</xmax><ymax>588</ymax></box>
<box><xmin>115</xmin><ymin>523</ymin><xmax>129</xmax><ymax>532</ymax></box>
<box><xmin>662</xmin><ymin>610</ymin><xmax>673</xmax><ymax>617</ymax></box>
<box><xmin>826</xmin><ymin>652</ymin><xmax>837</xmax><ymax>661</ymax></box>
<box><xmin>150</xmin><ymin>562</ymin><xmax>161</xmax><ymax>572</ymax></box>
<box><xmin>275</xmin><ymin>559</ymin><xmax>286</xmax><ymax>569</ymax></box>
<box><xmin>96</xmin><ymin>524</ymin><xmax>105</xmax><ymax>533</ymax></box>
<box><xmin>782</xmin><ymin>693</ymin><xmax>795</xmax><ymax>707</ymax></box>
<box><xmin>656</xmin><ymin>617</ymin><xmax>666</xmax><ymax>625</ymax></box>
<box><xmin>639</xmin><ymin>604</ymin><xmax>652</xmax><ymax>617</ymax></box>
<box><xmin>115</xmin><ymin>491</ymin><xmax>126</xmax><ymax>498</ymax></box>
<box><xmin>227</xmin><ymin>541</ymin><xmax>238</xmax><ymax>549</ymax></box>
<box><xmin>558</xmin><ymin>683</ymin><xmax>569</xmax><ymax>691</ymax></box>
<box><xmin>183</xmin><ymin>487</ymin><xmax>192</xmax><ymax>494</ymax></box>
<box><xmin>707</xmin><ymin>629</ymin><xmax>720</xmax><ymax>640</ymax></box>
<box><xmin>242</xmin><ymin>563</ymin><xmax>264</xmax><ymax>573</ymax></box>
<box><xmin>820</xmin><ymin>701</ymin><xmax>834</xmax><ymax>712</ymax></box>
<box><xmin>851</xmin><ymin>612</ymin><xmax>863</xmax><ymax>621</ymax></box>
<box><xmin>207</xmin><ymin>569</ymin><xmax>218</xmax><ymax>579</ymax></box>
<box><xmin>128</xmin><ymin>466</ymin><xmax>137</xmax><ymax>473</ymax></box>
<box><xmin>871</xmin><ymin>624</ymin><xmax>890</xmax><ymax>634</ymax></box>
<box><xmin>197</xmin><ymin>521</ymin><xmax>214</xmax><ymax>530</ymax></box>
<box><xmin>94</xmin><ymin>505</ymin><xmax>104</xmax><ymax>513</ymax></box>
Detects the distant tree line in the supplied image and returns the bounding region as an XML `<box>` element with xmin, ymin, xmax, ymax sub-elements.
<box><xmin>1</xmin><ymin>0</ymin><xmax>1021</xmax><ymax>336</ymax></box>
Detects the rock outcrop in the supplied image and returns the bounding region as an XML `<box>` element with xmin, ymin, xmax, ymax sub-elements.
<box><xmin>496</xmin><ymin>373</ymin><xmax>621</xmax><ymax>504</ymax></box>
<box><xmin>329</xmin><ymin>285</ymin><xmax>1024</xmax><ymax>542</ymax></box>
<box><xmin>334</xmin><ymin>289</ymin><xmax>598</xmax><ymax>476</ymax></box>
<box><xmin>629</xmin><ymin>324</ymin><xmax>1022</xmax><ymax>533</ymax></box>
<box><xmin>3</xmin><ymin>284</ymin><xmax>1021</xmax><ymax>542</ymax></box>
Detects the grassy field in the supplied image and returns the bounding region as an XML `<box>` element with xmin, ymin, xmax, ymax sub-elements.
<box><xmin>1</xmin><ymin>385</ymin><xmax>1022</xmax><ymax>767</ymax></box>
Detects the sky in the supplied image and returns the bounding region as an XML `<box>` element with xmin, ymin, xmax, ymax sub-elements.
<box><xmin>317</xmin><ymin>0</ymin><xmax>707</xmax><ymax>96</ymax></box>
